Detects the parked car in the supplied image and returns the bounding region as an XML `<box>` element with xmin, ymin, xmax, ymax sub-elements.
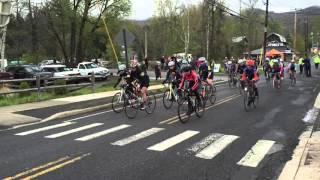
<box><xmin>75</xmin><ymin>62</ymin><xmax>110</xmax><ymax>80</ymax></box>
<box><xmin>0</xmin><ymin>72</ymin><xmax>13</xmax><ymax>80</ymax></box>
<box><xmin>41</xmin><ymin>64</ymin><xmax>80</xmax><ymax>77</ymax></box>
<box><xmin>6</xmin><ymin>65</ymin><xmax>53</xmax><ymax>79</ymax></box>
<box><xmin>38</xmin><ymin>60</ymin><xmax>61</xmax><ymax>66</ymax></box>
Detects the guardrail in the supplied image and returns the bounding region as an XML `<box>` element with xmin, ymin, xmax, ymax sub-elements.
<box><xmin>0</xmin><ymin>74</ymin><xmax>101</xmax><ymax>100</ymax></box>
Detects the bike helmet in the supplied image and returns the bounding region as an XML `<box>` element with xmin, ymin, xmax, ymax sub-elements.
<box><xmin>198</xmin><ymin>57</ymin><xmax>206</xmax><ymax>62</ymax></box>
<box><xmin>182</xmin><ymin>64</ymin><xmax>192</xmax><ymax>72</ymax></box>
<box><xmin>118</xmin><ymin>64</ymin><xmax>126</xmax><ymax>71</ymax></box>
<box><xmin>168</xmin><ymin>61</ymin><xmax>175</xmax><ymax>67</ymax></box>
<box><xmin>246</xmin><ymin>59</ymin><xmax>255</xmax><ymax>66</ymax></box>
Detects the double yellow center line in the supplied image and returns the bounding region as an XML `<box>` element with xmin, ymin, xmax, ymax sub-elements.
<box><xmin>159</xmin><ymin>94</ymin><xmax>241</xmax><ymax>125</ymax></box>
<box><xmin>4</xmin><ymin>153</ymin><xmax>91</xmax><ymax>180</ymax></box>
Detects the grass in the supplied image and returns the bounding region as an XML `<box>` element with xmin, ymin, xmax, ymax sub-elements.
<box><xmin>0</xmin><ymin>77</ymin><xmax>163</xmax><ymax>107</ymax></box>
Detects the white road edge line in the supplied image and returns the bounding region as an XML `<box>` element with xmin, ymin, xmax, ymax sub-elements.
<box><xmin>147</xmin><ymin>130</ymin><xmax>199</xmax><ymax>151</ymax></box>
<box><xmin>15</xmin><ymin>122</ymin><xmax>75</xmax><ymax>136</ymax></box>
<box><xmin>111</xmin><ymin>127</ymin><xmax>165</xmax><ymax>146</ymax></box>
<box><xmin>237</xmin><ymin>139</ymin><xmax>275</xmax><ymax>167</ymax></box>
<box><xmin>75</xmin><ymin>124</ymin><xmax>131</xmax><ymax>142</ymax></box>
<box><xmin>45</xmin><ymin>123</ymin><xmax>104</xmax><ymax>138</ymax></box>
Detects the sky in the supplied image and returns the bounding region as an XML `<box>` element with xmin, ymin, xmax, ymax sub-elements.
<box><xmin>129</xmin><ymin>0</ymin><xmax>319</xmax><ymax>20</ymax></box>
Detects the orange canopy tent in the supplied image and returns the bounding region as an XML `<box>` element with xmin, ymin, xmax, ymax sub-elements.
<box><xmin>266</xmin><ymin>49</ymin><xmax>282</xmax><ymax>57</ymax></box>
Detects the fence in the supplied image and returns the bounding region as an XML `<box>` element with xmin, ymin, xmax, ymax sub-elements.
<box><xmin>0</xmin><ymin>74</ymin><xmax>101</xmax><ymax>100</ymax></box>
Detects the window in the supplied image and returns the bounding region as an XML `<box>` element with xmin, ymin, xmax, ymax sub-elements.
<box><xmin>84</xmin><ymin>63</ymin><xmax>98</xmax><ymax>69</ymax></box>
<box><xmin>79</xmin><ymin>65</ymin><xmax>86</xmax><ymax>69</ymax></box>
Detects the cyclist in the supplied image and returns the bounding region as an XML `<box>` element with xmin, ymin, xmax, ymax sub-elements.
<box><xmin>163</xmin><ymin>61</ymin><xmax>181</xmax><ymax>89</ymax></box>
<box><xmin>128</xmin><ymin>60</ymin><xmax>150</xmax><ymax>109</ymax></box>
<box><xmin>288</xmin><ymin>59</ymin><xmax>296</xmax><ymax>79</ymax></box>
<box><xmin>114</xmin><ymin>64</ymin><xmax>130</xmax><ymax>89</ymax></box>
<box><xmin>178</xmin><ymin>64</ymin><xmax>201</xmax><ymax>115</ymax></box>
<box><xmin>241</xmin><ymin>59</ymin><xmax>259</xmax><ymax>97</ymax></box>
<box><xmin>198</xmin><ymin>58</ymin><xmax>209</xmax><ymax>81</ymax></box>
<box><xmin>271</xmin><ymin>59</ymin><xmax>281</xmax><ymax>81</ymax></box>
<box><xmin>263</xmin><ymin>59</ymin><xmax>272</xmax><ymax>80</ymax></box>
<box><xmin>279</xmin><ymin>59</ymin><xmax>285</xmax><ymax>80</ymax></box>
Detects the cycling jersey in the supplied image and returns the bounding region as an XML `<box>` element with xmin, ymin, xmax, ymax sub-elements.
<box><xmin>179</xmin><ymin>70</ymin><xmax>199</xmax><ymax>92</ymax></box>
<box><xmin>129</xmin><ymin>66</ymin><xmax>150</xmax><ymax>88</ymax></box>
<box><xmin>241</xmin><ymin>68</ymin><xmax>259</xmax><ymax>81</ymax></box>
<box><xmin>198</xmin><ymin>63</ymin><xmax>209</xmax><ymax>81</ymax></box>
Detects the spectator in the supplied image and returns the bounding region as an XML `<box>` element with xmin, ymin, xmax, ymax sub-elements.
<box><xmin>154</xmin><ymin>62</ymin><xmax>161</xmax><ymax>80</ymax></box>
<box><xmin>144</xmin><ymin>57</ymin><xmax>149</xmax><ymax>70</ymax></box>
<box><xmin>160</xmin><ymin>56</ymin><xmax>165</xmax><ymax>70</ymax></box>
<box><xmin>304</xmin><ymin>55</ymin><xmax>312</xmax><ymax>77</ymax></box>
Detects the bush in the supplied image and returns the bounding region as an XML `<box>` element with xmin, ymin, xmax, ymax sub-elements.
<box><xmin>53</xmin><ymin>79</ymin><xmax>67</xmax><ymax>95</ymax></box>
<box><xmin>19</xmin><ymin>82</ymin><xmax>31</xmax><ymax>97</ymax></box>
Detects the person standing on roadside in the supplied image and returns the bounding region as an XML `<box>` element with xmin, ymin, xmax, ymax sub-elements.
<box><xmin>298</xmin><ymin>56</ymin><xmax>304</xmax><ymax>74</ymax></box>
<box><xmin>304</xmin><ymin>55</ymin><xmax>312</xmax><ymax>77</ymax></box>
<box><xmin>144</xmin><ymin>57</ymin><xmax>149</xmax><ymax>70</ymax></box>
<box><xmin>313</xmin><ymin>54</ymin><xmax>320</xmax><ymax>69</ymax></box>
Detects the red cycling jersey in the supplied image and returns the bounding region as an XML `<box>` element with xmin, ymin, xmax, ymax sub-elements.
<box><xmin>179</xmin><ymin>70</ymin><xmax>199</xmax><ymax>91</ymax></box>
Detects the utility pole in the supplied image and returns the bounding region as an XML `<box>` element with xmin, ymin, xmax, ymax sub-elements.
<box><xmin>304</xmin><ymin>15</ymin><xmax>309</xmax><ymax>56</ymax></box>
<box><xmin>210</xmin><ymin>0</ymin><xmax>216</xmax><ymax>61</ymax></box>
<box><xmin>293</xmin><ymin>9</ymin><xmax>297</xmax><ymax>50</ymax></box>
<box><xmin>262</xmin><ymin>0</ymin><xmax>269</xmax><ymax>63</ymax></box>
<box><xmin>144</xmin><ymin>29</ymin><xmax>148</xmax><ymax>58</ymax></box>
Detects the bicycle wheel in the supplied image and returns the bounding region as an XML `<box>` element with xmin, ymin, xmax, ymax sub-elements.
<box><xmin>178</xmin><ymin>99</ymin><xmax>191</xmax><ymax>123</ymax></box>
<box><xmin>243</xmin><ymin>89</ymin><xmax>251</xmax><ymax>112</ymax></box>
<box><xmin>163</xmin><ymin>89</ymin><xmax>173</xmax><ymax>109</ymax></box>
<box><xmin>208</xmin><ymin>85</ymin><xmax>216</xmax><ymax>105</ymax></box>
<box><xmin>124</xmin><ymin>95</ymin><xmax>139</xmax><ymax>119</ymax></box>
<box><xmin>195</xmin><ymin>96</ymin><xmax>205</xmax><ymax>118</ymax></box>
<box><xmin>145</xmin><ymin>93</ymin><xmax>156</xmax><ymax>114</ymax></box>
<box><xmin>112</xmin><ymin>92</ymin><xmax>124</xmax><ymax>113</ymax></box>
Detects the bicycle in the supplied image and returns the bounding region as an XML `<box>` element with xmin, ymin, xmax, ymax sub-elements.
<box><xmin>201</xmin><ymin>80</ymin><xmax>216</xmax><ymax>105</ymax></box>
<box><xmin>178</xmin><ymin>89</ymin><xmax>206</xmax><ymax>123</ymax></box>
<box><xmin>272</xmin><ymin>72</ymin><xmax>281</xmax><ymax>89</ymax></box>
<box><xmin>124</xmin><ymin>81</ymin><xmax>156</xmax><ymax>119</ymax></box>
<box><xmin>162</xmin><ymin>81</ymin><xmax>183</xmax><ymax>109</ymax></box>
<box><xmin>112</xmin><ymin>83</ymin><xmax>132</xmax><ymax>113</ymax></box>
<box><xmin>228</xmin><ymin>71</ymin><xmax>238</xmax><ymax>88</ymax></box>
<box><xmin>243</xmin><ymin>79</ymin><xmax>259</xmax><ymax>112</ymax></box>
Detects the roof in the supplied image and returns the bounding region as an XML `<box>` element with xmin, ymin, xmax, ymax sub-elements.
<box><xmin>267</xmin><ymin>33</ymin><xmax>287</xmax><ymax>43</ymax></box>
<box><xmin>41</xmin><ymin>65</ymin><xmax>66</xmax><ymax>68</ymax></box>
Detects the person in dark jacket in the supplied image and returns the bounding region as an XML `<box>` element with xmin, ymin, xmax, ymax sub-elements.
<box><xmin>155</xmin><ymin>62</ymin><xmax>161</xmax><ymax>80</ymax></box>
<box><xmin>304</xmin><ymin>56</ymin><xmax>312</xmax><ymax>77</ymax></box>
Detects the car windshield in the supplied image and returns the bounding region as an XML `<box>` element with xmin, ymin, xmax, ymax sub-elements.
<box><xmin>25</xmin><ymin>66</ymin><xmax>41</xmax><ymax>73</ymax></box>
<box><xmin>56</xmin><ymin>67</ymin><xmax>70</xmax><ymax>72</ymax></box>
<box><xmin>85</xmin><ymin>63</ymin><xmax>98</xmax><ymax>69</ymax></box>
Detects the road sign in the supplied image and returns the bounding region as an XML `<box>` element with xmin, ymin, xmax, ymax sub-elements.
<box><xmin>115</xmin><ymin>27</ymin><xmax>135</xmax><ymax>46</ymax></box>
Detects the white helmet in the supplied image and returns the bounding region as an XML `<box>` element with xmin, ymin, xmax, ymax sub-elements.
<box><xmin>227</xmin><ymin>61</ymin><xmax>232</xmax><ymax>65</ymax></box>
<box><xmin>280</xmin><ymin>59</ymin><xmax>284</xmax><ymax>62</ymax></box>
<box><xmin>198</xmin><ymin>57</ymin><xmax>206</xmax><ymax>62</ymax></box>
<box><xmin>168</xmin><ymin>61</ymin><xmax>175</xmax><ymax>67</ymax></box>
<box><xmin>118</xmin><ymin>64</ymin><xmax>126</xmax><ymax>71</ymax></box>
<box><xmin>291</xmin><ymin>59</ymin><xmax>295</xmax><ymax>63</ymax></box>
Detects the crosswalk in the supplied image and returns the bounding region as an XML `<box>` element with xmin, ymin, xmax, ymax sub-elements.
<box><xmin>14</xmin><ymin>122</ymin><xmax>276</xmax><ymax>168</ymax></box>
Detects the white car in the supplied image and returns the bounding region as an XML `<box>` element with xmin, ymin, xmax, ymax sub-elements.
<box><xmin>41</xmin><ymin>64</ymin><xmax>80</xmax><ymax>77</ymax></box>
<box><xmin>76</xmin><ymin>62</ymin><xmax>110</xmax><ymax>79</ymax></box>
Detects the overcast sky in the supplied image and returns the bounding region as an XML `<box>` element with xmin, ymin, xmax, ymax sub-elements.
<box><xmin>129</xmin><ymin>0</ymin><xmax>319</xmax><ymax>20</ymax></box>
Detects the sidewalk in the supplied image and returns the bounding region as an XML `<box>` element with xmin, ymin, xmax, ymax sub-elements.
<box><xmin>278</xmin><ymin>93</ymin><xmax>320</xmax><ymax>180</ymax></box>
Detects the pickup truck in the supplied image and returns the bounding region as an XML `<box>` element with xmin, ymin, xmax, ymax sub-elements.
<box><xmin>76</xmin><ymin>62</ymin><xmax>110</xmax><ymax>80</ymax></box>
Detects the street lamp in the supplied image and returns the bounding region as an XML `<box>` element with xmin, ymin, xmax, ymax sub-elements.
<box><xmin>0</xmin><ymin>0</ymin><xmax>11</xmax><ymax>71</ymax></box>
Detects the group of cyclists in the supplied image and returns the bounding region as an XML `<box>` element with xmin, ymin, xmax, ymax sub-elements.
<box><xmin>113</xmin><ymin>55</ymin><xmax>267</xmax><ymax>120</ymax></box>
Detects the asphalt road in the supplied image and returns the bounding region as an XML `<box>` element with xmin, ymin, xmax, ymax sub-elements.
<box><xmin>1</xmin><ymin>70</ymin><xmax>320</xmax><ymax>180</ymax></box>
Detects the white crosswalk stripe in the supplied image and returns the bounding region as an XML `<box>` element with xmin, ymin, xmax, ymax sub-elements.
<box><xmin>111</xmin><ymin>127</ymin><xmax>165</xmax><ymax>146</ymax></box>
<box><xmin>187</xmin><ymin>133</ymin><xmax>224</xmax><ymax>153</ymax></box>
<box><xmin>75</xmin><ymin>124</ymin><xmax>131</xmax><ymax>142</ymax></box>
<box><xmin>15</xmin><ymin>122</ymin><xmax>75</xmax><ymax>136</ymax></box>
<box><xmin>45</xmin><ymin>123</ymin><xmax>104</xmax><ymax>139</ymax></box>
<box><xmin>147</xmin><ymin>130</ymin><xmax>199</xmax><ymax>151</ymax></box>
<box><xmin>237</xmin><ymin>140</ymin><xmax>275</xmax><ymax>167</ymax></box>
<box><xmin>195</xmin><ymin>135</ymin><xmax>239</xmax><ymax>159</ymax></box>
